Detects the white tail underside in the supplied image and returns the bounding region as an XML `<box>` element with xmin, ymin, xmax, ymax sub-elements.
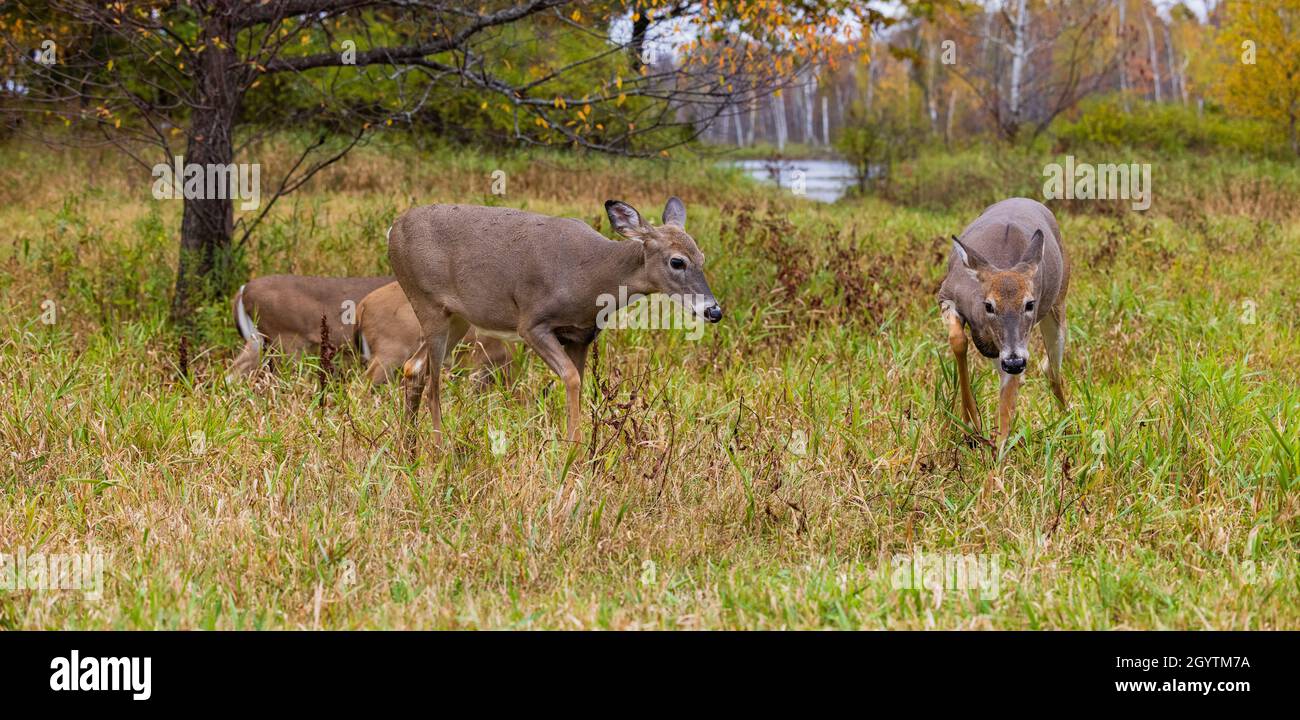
<box><xmin>235</xmin><ymin>285</ymin><xmax>262</xmax><ymax>349</ymax></box>
<box><xmin>357</xmin><ymin>329</ymin><xmax>371</xmax><ymax>361</ymax></box>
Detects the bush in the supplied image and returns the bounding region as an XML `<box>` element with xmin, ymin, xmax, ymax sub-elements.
<box><xmin>1053</xmin><ymin>95</ymin><xmax>1289</xmax><ymax>158</ymax></box>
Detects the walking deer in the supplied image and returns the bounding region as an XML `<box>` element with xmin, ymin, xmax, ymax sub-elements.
<box><xmin>229</xmin><ymin>274</ymin><xmax>393</xmax><ymax>378</ymax></box>
<box><xmin>356</xmin><ymin>280</ymin><xmax>515</xmax><ymax>386</ymax></box>
<box><xmin>387</xmin><ymin>198</ymin><xmax>722</xmax><ymax>450</ymax></box>
<box><xmin>938</xmin><ymin>198</ymin><xmax>1071</xmax><ymax>447</ymax></box>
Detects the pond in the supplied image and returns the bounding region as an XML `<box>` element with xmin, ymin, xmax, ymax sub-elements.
<box><xmin>726</xmin><ymin>158</ymin><xmax>864</xmax><ymax>203</ymax></box>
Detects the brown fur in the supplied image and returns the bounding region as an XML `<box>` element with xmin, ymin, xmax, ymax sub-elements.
<box><xmin>387</xmin><ymin>198</ymin><xmax>721</xmax><ymax>451</ymax></box>
<box><xmin>228</xmin><ymin>274</ymin><xmax>393</xmax><ymax>379</ymax></box>
<box><xmin>938</xmin><ymin>198</ymin><xmax>1071</xmax><ymax>447</ymax></box>
<box><xmin>356</xmin><ymin>281</ymin><xmax>515</xmax><ymax>386</ymax></box>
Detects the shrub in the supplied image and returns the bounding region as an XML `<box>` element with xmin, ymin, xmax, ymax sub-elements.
<box><xmin>1053</xmin><ymin>95</ymin><xmax>1289</xmax><ymax>158</ymax></box>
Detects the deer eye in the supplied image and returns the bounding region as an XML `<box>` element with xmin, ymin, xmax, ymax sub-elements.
<box><xmin>983</xmin><ymin>301</ymin><xmax>995</xmax><ymax>314</ymax></box>
<box><xmin>669</xmin><ymin>257</ymin><xmax>686</xmax><ymax>270</ymax></box>
<box><xmin>1025</xmin><ymin>300</ymin><xmax>1036</xmax><ymax>313</ymax></box>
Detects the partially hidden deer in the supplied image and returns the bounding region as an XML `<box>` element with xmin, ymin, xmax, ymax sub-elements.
<box><xmin>229</xmin><ymin>274</ymin><xmax>393</xmax><ymax>378</ymax></box>
<box><xmin>938</xmin><ymin>197</ymin><xmax>1071</xmax><ymax>447</ymax></box>
<box><xmin>387</xmin><ymin>197</ymin><xmax>722</xmax><ymax>450</ymax></box>
<box><xmin>355</xmin><ymin>280</ymin><xmax>515</xmax><ymax>386</ymax></box>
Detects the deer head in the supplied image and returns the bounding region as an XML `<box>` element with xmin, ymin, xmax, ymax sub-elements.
<box><xmin>605</xmin><ymin>197</ymin><xmax>722</xmax><ymax>323</ymax></box>
<box><xmin>951</xmin><ymin>229</ymin><xmax>1044</xmax><ymax>375</ymax></box>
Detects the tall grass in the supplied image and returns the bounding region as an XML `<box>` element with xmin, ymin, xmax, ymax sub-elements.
<box><xmin>0</xmin><ymin>137</ymin><xmax>1297</xmax><ymax>629</ymax></box>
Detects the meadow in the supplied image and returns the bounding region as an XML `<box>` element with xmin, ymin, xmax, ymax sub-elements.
<box><xmin>1</xmin><ymin>137</ymin><xmax>1298</xmax><ymax>629</ymax></box>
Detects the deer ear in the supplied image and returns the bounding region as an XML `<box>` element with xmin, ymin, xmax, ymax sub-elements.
<box><xmin>662</xmin><ymin>196</ymin><xmax>686</xmax><ymax>227</ymax></box>
<box><xmin>1021</xmin><ymin>229</ymin><xmax>1045</xmax><ymax>266</ymax></box>
<box><xmin>605</xmin><ymin>200</ymin><xmax>648</xmax><ymax>241</ymax></box>
<box><xmin>952</xmin><ymin>235</ymin><xmax>990</xmax><ymax>280</ymax></box>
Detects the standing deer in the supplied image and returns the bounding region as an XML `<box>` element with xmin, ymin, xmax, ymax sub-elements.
<box><xmin>229</xmin><ymin>274</ymin><xmax>393</xmax><ymax>378</ymax></box>
<box><xmin>387</xmin><ymin>198</ymin><xmax>722</xmax><ymax>449</ymax></box>
<box><xmin>938</xmin><ymin>198</ymin><xmax>1071</xmax><ymax>447</ymax></box>
<box><xmin>356</xmin><ymin>280</ymin><xmax>515</xmax><ymax>386</ymax></box>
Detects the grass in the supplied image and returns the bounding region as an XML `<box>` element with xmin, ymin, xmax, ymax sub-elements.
<box><xmin>0</xmin><ymin>136</ymin><xmax>1298</xmax><ymax>629</ymax></box>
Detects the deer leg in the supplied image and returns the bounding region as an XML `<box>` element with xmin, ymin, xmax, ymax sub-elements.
<box><xmin>564</xmin><ymin>342</ymin><xmax>591</xmax><ymax>384</ymax></box>
<box><xmin>467</xmin><ymin>337</ymin><xmax>514</xmax><ymax>389</ymax></box>
<box><xmin>401</xmin><ymin>340</ymin><xmax>430</xmax><ymax>449</ymax></box>
<box><xmin>943</xmin><ymin>307</ymin><xmax>981</xmax><ymax>434</ymax></box>
<box><xmin>425</xmin><ymin>318</ymin><xmax>470</xmax><ymax>446</ymax></box>
<box><xmin>996</xmin><ymin>369</ymin><xmax>1023</xmax><ymax>448</ymax></box>
<box><xmin>521</xmin><ymin>327</ymin><xmax>583</xmax><ymax>444</ymax></box>
<box><xmin>563</xmin><ymin>341</ymin><xmax>592</xmax><ymax>441</ymax></box>
<box><xmin>1040</xmin><ymin>305</ymin><xmax>1068</xmax><ymax>411</ymax></box>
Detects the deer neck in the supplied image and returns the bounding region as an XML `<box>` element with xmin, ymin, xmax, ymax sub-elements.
<box><xmin>587</xmin><ymin>239</ymin><xmax>652</xmax><ymax>311</ymax></box>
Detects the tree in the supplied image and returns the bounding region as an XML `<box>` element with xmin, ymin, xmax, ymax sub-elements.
<box><xmin>1218</xmin><ymin>0</ymin><xmax>1300</xmax><ymax>156</ymax></box>
<box><xmin>941</xmin><ymin>0</ymin><xmax>1116</xmax><ymax>140</ymax></box>
<box><xmin>1</xmin><ymin>0</ymin><xmax>867</xmax><ymax>322</ymax></box>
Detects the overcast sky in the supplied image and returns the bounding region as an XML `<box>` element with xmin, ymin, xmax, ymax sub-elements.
<box><xmin>612</xmin><ymin>1</ymin><xmax>1218</xmax><ymax>60</ymax></box>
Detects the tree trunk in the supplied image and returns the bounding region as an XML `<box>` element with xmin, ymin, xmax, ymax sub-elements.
<box><xmin>629</xmin><ymin>4</ymin><xmax>653</xmax><ymax>71</ymax></box>
<box><xmin>746</xmin><ymin>100</ymin><xmax>757</xmax><ymax>146</ymax></box>
<box><xmin>945</xmin><ymin>88</ymin><xmax>958</xmax><ymax>147</ymax></box>
<box><xmin>1162</xmin><ymin>21</ymin><xmax>1181</xmax><ymax>103</ymax></box>
<box><xmin>821</xmin><ymin>95</ymin><xmax>830</xmax><ymax>145</ymax></box>
<box><xmin>774</xmin><ymin>92</ymin><xmax>788</xmax><ymax>151</ymax></box>
<box><xmin>925</xmin><ymin>34</ymin><xmax>939</xmax><ymax>134</ymax></box>
<box><xmin>1290</xmin><ymin>104</ymin><xmax>1299</xmax><ymax>157</ymax></box>
<box><xmin>1008</xmin><ymin>0</ymin><xmax>1029</xmax><ymax>134</ymax></box>
<box><xmin>171</xmin><ymin>8</ymin><xmax>241</xmax><ymax>324</ymax></box>
<box><xmin>803</xmin><ymin>79</ymin><xmax>815</xmax><ymax>144</ymax></box>
<box><xmin>1117</xmin><ymin>0</ymin><xmax>1130</xmax><ymax>111</ymax></box>
<box><xmin>1142</xmin><ymin>10</ymin><xmax>1162</xmax><ymax>102</ymax></box>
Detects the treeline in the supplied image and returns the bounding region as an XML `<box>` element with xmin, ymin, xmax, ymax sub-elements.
<box><xmin>693</xmin><ymin>0</ymin><xmax>1300</xmax><ymax>159</ymax></box>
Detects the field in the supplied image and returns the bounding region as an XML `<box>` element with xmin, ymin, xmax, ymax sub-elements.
<box><xmin>2</xmin><ymin>138</ymin><xmax>1298</xmax><ymax>629</ymax></box>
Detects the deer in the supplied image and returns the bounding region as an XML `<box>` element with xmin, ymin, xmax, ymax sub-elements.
<box><xmin>355</xmin><ymin>280</ymin><xmax>515</xmax><ymax>386</ymax></box>
<box><xmin>387</xmin><ymin>197</ymin><xmax>722</xmax><ymax>450</ymax></box>
<box><xmin>228</xmin><ymin>274</ymin><xmax>393</xmax><ymax>379</ymax></box>
<box><xmin>938</xmin><ymin>197</ymin><xmax>1071</xmax><ymax>448</ymax></box>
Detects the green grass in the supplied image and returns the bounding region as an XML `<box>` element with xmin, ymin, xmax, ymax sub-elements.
<box><xmin>0</xmin><ymin>137</ymin><xmax>1297</xmax><ymax>629</ymax></box>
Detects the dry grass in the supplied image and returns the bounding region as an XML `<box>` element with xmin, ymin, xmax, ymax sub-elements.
<box><xmin>1</xmin><ymin>139</ymin><xmax>1298</xmax><ymax>629</ymax></box>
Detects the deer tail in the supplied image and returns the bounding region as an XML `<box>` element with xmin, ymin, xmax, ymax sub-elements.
<box><xmin>234</xmin><ymin>285</ymin><xmax>262</xmax><ymax>349</ymax></box>
<box><xmin>356</xmin><ymin>328</ymin><xmax>372</xmax><ymax>362</ymax></box>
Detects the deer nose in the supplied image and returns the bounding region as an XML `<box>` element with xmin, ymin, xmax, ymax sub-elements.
<box><xmin>704</xmin><ymin>305</ymin><xmax>723</xmax><ymax>323</ymax></box>
<box><xmin>1001</xmin><ymin>356</ymin><xmax>1026</xmax><ymax>374</ymax></box>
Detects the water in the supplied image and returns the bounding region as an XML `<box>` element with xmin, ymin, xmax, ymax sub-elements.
<box><xmin>727</xmin><ymin>158</ymin><xmax>862</xmax><ymax>203</ymax></box>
